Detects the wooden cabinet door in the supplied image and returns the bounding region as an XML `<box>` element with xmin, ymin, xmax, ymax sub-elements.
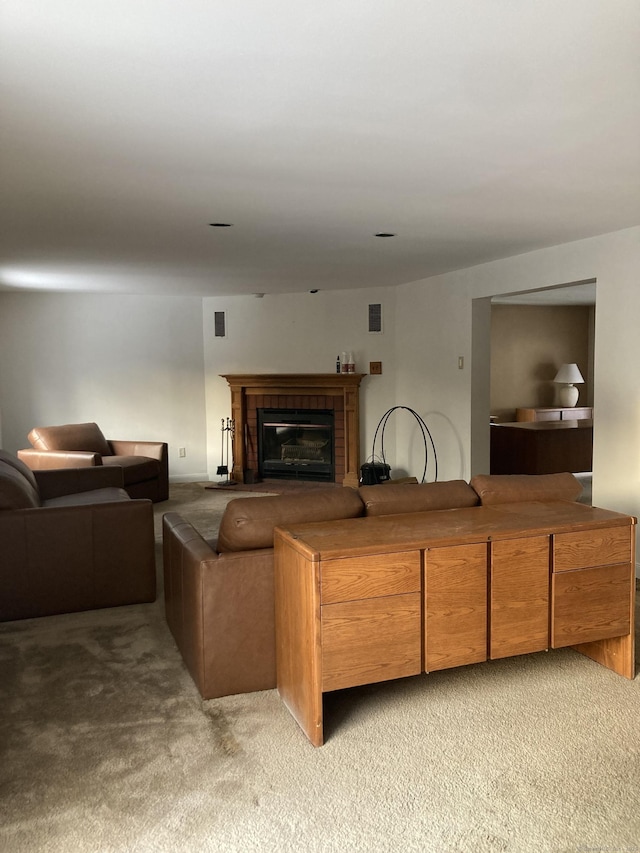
<box><xmin>490</xmin><ymin>536</ymin><xmax>550</xmax><ymax>659</ymax></box>
<box><xmin>424</xmin><ymin>543</ymin><xmax>487</xmax><ymax>671</ymax></box>
<box><xmin>321</xmin><ymin>593</ymin><xmax>422</xmax><ymax>691</ymax></box>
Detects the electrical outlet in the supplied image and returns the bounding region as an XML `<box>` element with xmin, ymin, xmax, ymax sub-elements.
<box><xmin>179</xmin><ymin>447</ymin><xmax>186</xmax><ymax>458</ymax></box>
<box><xmin>369</xmin><ymin>361</ymin><xmax>382</xmax><ymax>375</ymax></box>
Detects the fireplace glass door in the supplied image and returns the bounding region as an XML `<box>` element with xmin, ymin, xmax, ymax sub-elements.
<box><xmin>258</xmin><ymin>408</ymin><xmax>334</xmax><ymax>481</ymax></box>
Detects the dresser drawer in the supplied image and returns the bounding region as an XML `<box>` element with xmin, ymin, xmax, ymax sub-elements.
<box><xmin>552</xmin><ymin>563</ymin><xmax>632</xmax><ymax>647</ymax></box>
<box><xmin>320</xmin><ymin>551</ymin><xmax>421</xmax><ymax>604</ymax></box>
<box><xmin>536</xmin><ymin>409</ymin><xmax>562</xmax><ymax>421</ymax></box>
<box><xmin>565</xmin><ymin>407</ymin><xmax>592</xmax><ymax>421</ymax></box>
<box><xmin>554</xmin><ymin>526</ymin><xmax>631</xmax><ymax>572</ymax></box>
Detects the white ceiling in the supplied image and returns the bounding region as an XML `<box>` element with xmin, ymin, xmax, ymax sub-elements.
<box><xmin>1</xmin><ymin>1</ymin><xmax>639</xmax><ymax>298</ymax></box>
<box><xmin>492</xmin><ymin>280</ymin><xmax>596</xmax><ymax>306</ymax></box>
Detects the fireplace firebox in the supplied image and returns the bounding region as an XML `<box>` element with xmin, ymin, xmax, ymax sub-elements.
<box><xmin>258</xmin><ymin>408</ymin><xmax>334</xmax><ymax>481</ymax></box>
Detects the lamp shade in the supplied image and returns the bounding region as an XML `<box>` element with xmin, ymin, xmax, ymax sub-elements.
<box><xmin>553</xmin><ymin>363</ymin><xmax>584</xmax><ymax>385</ymax></box>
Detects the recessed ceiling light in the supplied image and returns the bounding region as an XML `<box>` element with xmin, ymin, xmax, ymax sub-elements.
<box><xmin>209</xmin><ymin>223</ymin><xmax>233</xmax><ymax>227</ymax></box>
<box><xmin>375</xmin><ymin>232</ymin><xmax>396</xmax><ymax>237</ymax></box>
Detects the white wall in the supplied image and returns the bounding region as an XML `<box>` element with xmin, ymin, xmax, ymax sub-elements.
<box><xmin>395</xmin><ymin>226</ymin><xmax>640</xmax><ymax>522</ymax></box>
<box><xmin>202</xmin><ymin>287</ymin><xmax>398</xmax><ymax>478</ymax></box>
<box><xmin>0</xmin><ymin>288</ymin><xmax>399</xmax><ymax>482</ymax></box>
<box><xmin>0</xmin><ymin>292</ymin><xmax>209</xmax><ymax>480</ymax></box>
<box><xmin>393</xmin><ymin>277</ymin><xmax>473</xmax><ymax>482</ymax></box>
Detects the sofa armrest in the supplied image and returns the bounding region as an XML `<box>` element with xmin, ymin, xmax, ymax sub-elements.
<box><xmin>162</xmin><ymin>512</ymin><xmax>276</xmax><ymax>698</ymax></box>
<box><xmin>17</xmin><ymin>449</ymin><xmax>101</xmax><ymax>470</ymax></box>
<box><xmin>0</xmin><ymin>499</ymin><xmax>156</xmax><ymax>621</ymax></box>
<box><xmin>110</xmin><ymin>441</ymin><xmax>169</xmax><ymax>501</ymax></box>
<box><xmin>34</xmin><ymin>466</ymin><xmax>125</xmax><ymax>500</ymax></box>
<box><xmin>109</xmin><ymin>440</ymin><xmax>168</xmax><ymax>462</ymax></box>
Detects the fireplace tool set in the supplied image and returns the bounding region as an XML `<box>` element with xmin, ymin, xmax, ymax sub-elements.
<box><xmin>216</xmin><ymin>417</ymin><xmax>237</xmax><ymax>485</ymax></box>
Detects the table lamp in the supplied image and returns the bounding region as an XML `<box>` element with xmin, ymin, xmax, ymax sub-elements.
<box><xmin>553</xmin><ymin>363</ymin><xmax>584</xmax><ymax>407</ymax></box>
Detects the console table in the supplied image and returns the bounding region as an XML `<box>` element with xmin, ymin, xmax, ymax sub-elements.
<box><xmin>274</xmin><ymin>502</ymin><xmax>635</xmax><ymax>746</ymax></box>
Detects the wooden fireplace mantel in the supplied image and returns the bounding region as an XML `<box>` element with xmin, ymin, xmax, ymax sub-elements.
<box><xmin>220</xmin><ymin>373</ymin><xmax>365</xmax><ymax>486</ymax></box>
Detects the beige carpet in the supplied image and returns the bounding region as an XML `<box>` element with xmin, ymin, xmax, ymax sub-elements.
<box><xmin>1</xmin><ymin>484</ymin><xmax>639</xmax><ymax>853</ymax></box>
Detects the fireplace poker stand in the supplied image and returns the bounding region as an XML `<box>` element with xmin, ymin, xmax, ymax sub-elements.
<box><xmin>216</xmin><ymin>417</ymin><xmax>237</xmax><ymax>486</ymax></box>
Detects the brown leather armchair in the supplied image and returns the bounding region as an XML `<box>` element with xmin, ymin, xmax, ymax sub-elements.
<box><xmin>0</xmin><ymin>450</ymin><xmax>156</xmax><ymax>621</ymax></box>
<box><xmin>18</xmin><ymin>421</ymin><xmax>169</xmax><ymax>502</ymax></box>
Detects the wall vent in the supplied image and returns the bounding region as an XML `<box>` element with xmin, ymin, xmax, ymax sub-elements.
<box><xmin>368</xmin><ymin>303</ymin><xmax>383</xmax><ymax>333</ymax></box>
<box><xmin>214</xmin><ymin>311</ymin><xmax>226</xmax><ymax>337</ymax></box>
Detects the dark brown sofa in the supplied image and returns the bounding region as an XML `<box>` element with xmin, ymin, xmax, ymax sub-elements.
<box><xmin>18</xmin><ymin>422</ymin><xmax>169</xmax><ymax>503</ymax></box>
<box><xmin>0</xmin><ymin>450</ymin><xmax>156</xmax><ymax>621</ymax></box>
<box><xmin>163</xmin><ymin>473</ymin><xmax>583</xmax><ymax>700</ymax></box>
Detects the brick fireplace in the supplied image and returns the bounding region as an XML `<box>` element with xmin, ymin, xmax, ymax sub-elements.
<box><xmin>220</xmin><ymin>374</ymin><xmax>364</xmax><ymax>486</ymax></box>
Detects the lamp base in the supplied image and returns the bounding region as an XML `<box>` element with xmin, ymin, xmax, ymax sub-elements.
<box><xmin>558</xmin><ymin>384</ymin><xmax>579</xmax><ymax>407</ymax></box>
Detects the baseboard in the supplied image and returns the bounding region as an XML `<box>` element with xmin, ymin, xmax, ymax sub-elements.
<box><xmin>169</xmin><ymin>473</ymin><xmax>210</xmax><ymax>484</ymax></box>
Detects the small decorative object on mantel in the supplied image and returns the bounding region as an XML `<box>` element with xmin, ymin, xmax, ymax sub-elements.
<box><xmin>553</xmin><ymin>363</ymin><xmax>585</xmax><ymax>407</ymax></box>
<box><xmin>341</xmin><ymin>352</ymin><xmax>355</xmax><ymax>373</ymax></box>
<box><xmin>338</xmin><ymin>352</ymin><xmax>355</xmax><ymax>373</ymax></box>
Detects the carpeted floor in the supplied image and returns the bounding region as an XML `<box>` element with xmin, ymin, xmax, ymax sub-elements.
<box><xmin>1</xmin><ymin>482</ymin><xmax>638</xmax><ymax>853</ymax></box>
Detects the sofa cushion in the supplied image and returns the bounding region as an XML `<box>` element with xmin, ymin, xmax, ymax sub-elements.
<box><xmin>360</xmin><ymin>480</ymin><xmax>479</xmax><ymax>517</ymax></box>
<box><xmin>0</xmin><ymin>452</ymin><xmax>41</xmax><ymax>510</ymax></box>
<box><xmin>43</xmin><ymin>487</ymin><xmax>130</xmax><ymax>508</ymax></box>
<box><xmin>102</xmin><ymin>456</ymin><xmax>160</xmax><ymax>484</ymax></box>
<box><xmin>217</xmin><ymin>487</ymin><xmax>365</xmax><ymax>552</ymax></box>
<box><xmin>470</xmin><ymin>473</ymin><xmax>583</xmax><ymax>506</ymax></box>
<box><xmin>28</xmin><ymin>422</ymin><xmax>111</xmax><ymax>456</ymax></box>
